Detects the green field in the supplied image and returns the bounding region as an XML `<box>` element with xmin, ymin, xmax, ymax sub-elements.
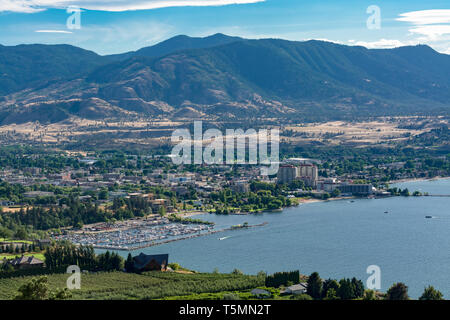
<box><xmin>0</xmin><ymin>238</ymin><xmax>33</xmax><ymax>244</ymax></box>
<box><xmin>0</xmin><ymin>253</ymin><xmax>45</xmax><ymax>261</ymax></box>
<box><xmin>0</xmin><ymin>271</ymin><xmax>264</xmax><ymax>300</ymax></box>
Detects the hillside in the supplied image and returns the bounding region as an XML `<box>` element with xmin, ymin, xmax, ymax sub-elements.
<box><xmin>1</xmin><ymin>35</ymin><xmax>450</xmax><ymax>125</ymax></box>
<box><xmin>0</xmin><ymin>270</ymin><xmax>263</xmax><ymax>300</ymax></box>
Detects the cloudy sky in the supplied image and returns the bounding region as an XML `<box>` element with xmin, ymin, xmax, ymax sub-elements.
<box><xmin>0</xmin><ymin>0</ymin><xmax>449</xmax><ymax>55</ymax></box>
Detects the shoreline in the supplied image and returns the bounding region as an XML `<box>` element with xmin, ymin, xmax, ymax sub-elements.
<box><xmin>389</xmin><ymin>176</ymin><xmax>450</xmax><ymax>185</ymax></box>
<box><xmin>178</xmin><ymin>196</ymin><xmax>357</xmax><ymax>218</ymax></box>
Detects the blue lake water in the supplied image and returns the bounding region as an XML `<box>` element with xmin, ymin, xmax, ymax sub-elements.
<box><xmin>99</xmin><ymin>178</ymin><xmax>450</xmax><ymax>298</ymax></box>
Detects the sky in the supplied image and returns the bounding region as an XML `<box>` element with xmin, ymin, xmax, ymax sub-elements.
<box><xmin>0</xmin><ymin>0</ymin><xmax>449</xmax><ymax>55</ymax></box>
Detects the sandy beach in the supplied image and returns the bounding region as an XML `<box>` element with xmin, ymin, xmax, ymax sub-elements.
<box><xmin>389</xmin><ymin>176</ymin><xmax>450</xmax><ymax>184</ymax></box>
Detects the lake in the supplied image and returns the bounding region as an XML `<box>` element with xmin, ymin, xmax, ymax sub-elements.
<box><xmin>100</xmin><ymin>178</ymin><xmax>450</xmax><ymax>298</ymax></box>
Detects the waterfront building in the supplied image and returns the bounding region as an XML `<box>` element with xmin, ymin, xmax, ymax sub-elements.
<box><xmin>277</xmin><ymin>163</ymin><xmax>318</xmax><ymax>188</ymax></box>
<box><xmin>337</xmin><ymin>183</ymin><xmax>374</xmax><ymax>195</ymax></box>
<box><xmin>318</xmin><ymin>178</ymin><xmax>340</xmax><ymax>192</ymax></box>
<box><xmin>298</xmin><ymin>164</ymin><xmax>318</xmax><ymax>188</ymax></box>
<box><xmin>277</xmin><ymin>165</ymin><xmax>298</xmax><ymax>184</ymax></box>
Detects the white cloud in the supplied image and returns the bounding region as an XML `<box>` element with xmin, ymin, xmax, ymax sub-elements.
<box><xmin>301</xmin><ymin>38</ymin><xmax>344</xmax><ymax>45</ymax></box>
<box><xmin>396</xmin><ymin>9</ymin><xmax>450</xmax><ymax>25</ymax></box>
<box><xmin>396</xmin><ymin>9</ymin><xmax>450</xmax><ymax>53</ymax></box>
<box><xmin>0</xmin><ymin>0</ymin><xmax>265</xmax><ymax>13</ymax></box>
<box><xmin>35</xmin><ymin>29</ymin><xmax>73</xmax><ymax>33</ymax></box>
<box><xmin>397</xmin><ymin>9</ymin><xmax>450</xmax><ymax>41</ymax></box>
<box><xmin>408</xmin><ymin>25</ymin><xmax>450</xmax><ymax>40</ymax></box>
<box><xmin>348</xmin><ymin>39</ymin><xmax>413</xmax><ymax>49</ymax></box>
<box><xmin>0</xmin><ymin>0</ymin><xmax>44</xmax><ymax>13</ymax></box>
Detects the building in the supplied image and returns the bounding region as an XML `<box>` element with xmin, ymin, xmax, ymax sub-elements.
<box><xmin>297</xmin><ymin>164</ymin><xmax>318</xmax><ymax>188</ymax></box>
<box><xmin>251</xmin><ymin>289</ymin><xmax>272</xmax><ymax>298</ymax></box>
<box><xmin>0</xmin><ymin>200</ymin><xmax>15</xmax><ymax>207</ymax></box>
<box><xmin>277</xmin><ymin>163</ymin><xmax>318</xmax><ymax>188</ymax></box>
<box><xmin>133</xmin><ymin>253</ymin><xmax>168</xmax><ymax>272</ymax></box>
<box><xmin>172</xmin><ymin>186</ymin><xmax>190</xmax><ymax>196</ymax></box>
<box><xmin>277</xmin><ymin>165</ymin><xmax>298</xmax><ymax>184</ymax></box>
<box><xmin>337</xmin><ymin>183</ymin><xmax>374</xmax><ymax>196</ymax></box>
<box><xmin>231</xmin><ymin>180</ymin><xmax>250</xmax><ymax>194</ymax></box>
<box><xmin>150</xmin><ymin>199</ymin><xmax>170</xmax><ymax>212</ymax></box>
<box><xmin>318</xmin><ymin>178</ymin><xmax>340</xmax><ymax>192</ymax></box>
<box><xmin>281</xmin><ymin>283</ymin><xmax>308</xmax><ymax>295</ymax></box>
<box><xmin>286</xmin><ymin>158</ymin><xmax>321</xmax><ymax>165</ymax></box>
<box><xmin>3</xmin><ymin>255</ymin><xmax>45</xmax><ymax>270</ymax></box>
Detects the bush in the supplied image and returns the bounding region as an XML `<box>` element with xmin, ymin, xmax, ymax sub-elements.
<box><xmin>223</xmin><ymin>293</ymin><xmax>241</xmax><ymax>300</ymax></box>
<box><xmin>292</xmin><ymin>293</ymin><xmax>313</xmax><ymax>300</ymax></box>
<box><xmin>419</xmin><ymin>286</ymin><xmax>443</xmax><ymax>300</ymax></box>
<box><xmin>386</xmin><ymin>282</ymin><xmax>409</xmax><ymax>300</ymax></box>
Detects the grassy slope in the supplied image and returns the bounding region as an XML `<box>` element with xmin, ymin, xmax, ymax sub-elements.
<box><xmin>0</xmin><ymin>238</ymin><xmax>33</xmax><ymax>244</ymax></box>
<box><xmin>0</xmin><ymin>271</ymin><xmax>264</xmax><ymax>300</ymax></box>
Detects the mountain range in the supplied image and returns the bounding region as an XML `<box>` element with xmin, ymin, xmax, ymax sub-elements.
<box><xmin>1</xmin><ymin>33</ymin><xmax>450</xmax><ymax>125</ymax></box>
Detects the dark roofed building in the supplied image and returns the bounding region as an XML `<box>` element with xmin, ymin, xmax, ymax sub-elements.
<box><xmin>133</xmin><ymin>253</ymin><xmax>168</xmax><ymax>272</ymax></box>
<box><xmin>4</xmin><ymin>255</ymin><xmax>44</xmax><ymax>270</ymax></box>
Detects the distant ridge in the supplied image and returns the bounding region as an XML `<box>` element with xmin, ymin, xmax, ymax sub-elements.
<box><xmin>107</xmin><ymin>33</ymin><xmax>244</xmax><ymax>60</ymax></box>
<box><xmin>1</xmin><ymin>34</ymin><xmax>450</xmax><ymax>125</ymax></box>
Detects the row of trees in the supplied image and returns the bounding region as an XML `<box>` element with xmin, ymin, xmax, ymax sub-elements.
<box><xmin>44</xmin><ymin>243</ymin><xmax>123</xmax><ymax>272</ymax></box>
<box><xmin>265</xmin><ymin>270</ymin><xmax>445</xmax><ymax>300</ymax></box>
<box><xmin>385</xmin><ymin>282</ymin><xmax>444</xmax><ymax>300</ymax></box>
<box><xmin>0</xmin><ymin>242</ymin><xmax>42</xmax><ymax>255</ymax></box>
<box><xmin>265</xmin><ymin>270</ymin><xmax>300</xmax><ymax>288</ymax></box>
<box><xmin>306</xmin><ymin>272</ymin><xmax>365</xmax><ymax>300</ymax></box>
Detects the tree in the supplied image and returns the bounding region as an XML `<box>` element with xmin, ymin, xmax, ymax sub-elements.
<box><xmin>324</xmin><ymin>288</ymin><xmax>339</xmax><ymax>300</ymax></box>
<box><xmin>419</xmin><ymin>286</ymin><xmax>444</xmax><ymax>300</ymax></box>
<box><xmin>386</xmin><ymin>283</ymin><xmax>409</xmax><ymax>300</ymax></box>
<box><xmin>1</xmin><ymin>262</ymin><xmax>14</xmax><ymax>273</ymax></box>
<box><xmin>98</xmin><ymin>189</ymin><xmax>109</xmax><ymax>200</ymax></box>
<box><xmin>232</xmin><ymin>268</ymin><xmax>243</xmax><ymax>275</ymax></box>
<box><xmin>292</xmin><ymin>294</ymin><xmax>313</xmax><ymax>300</ymax></box>
<box><xmin>331</xmin><ymin>188</ymin><xmax>341</xmax><ymax>198</ymax></box>
<box><xmin>14</xmin><ymin>227</ymin><xmax>28</xmax><ymax>240</ymax></box>
<box><xmin>158</xmin><ymin>206</ymin><xmax>166</xmax><ymax>216</ymax></box>
<box><xmin>400</xmin><ymin>188</ymin><xmax>410</xmax><ymax>197</ymax></box>
<box><xmin>321</xmin><ymin>279</ymin><xmax>339</xmax><ymax>299</ymax></box>
<box><xmin>363</xmin><ymin>289</ymin><xmax>378</xmax><ymax>300</ymax></box>
<box><xmin>306</xmin><ymin>272</ymin><xmax>322</xmax><ymax>299</ymax></box>
<box><xmin>73</xmin><ymin>221</ymin><xmax>83</xmax><ymax>230</ymax></box>
<box><xmin>351</xmin><ymin>277</ymin><xmax>365</xmax><ymax>298</ymax></box>
<box><xmin>15</xmin><ymin>276</ymin><xmax>50</xmax><ymax>300</ymax></box>
<box><xmin>124</xmin><ymin>253</ymin><xmax>135</xmax><ymax>273</ymax></box>
<box><xmin>337</xmin><ymin>278</ymin><xmax>355</xmax><ymax>300</ymax></box>
<box><xmin>223</xmin><ymin>293</ymin><xmax>241</xmax><ymax>300</ymax></box>
<box><xmin>50</xmin><ymin>288</ymin><xmax>72</xmax><ymax>300</ymax></box>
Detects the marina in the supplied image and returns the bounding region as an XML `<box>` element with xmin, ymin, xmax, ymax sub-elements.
<box><xmin>55</xmin><ymin>215</ymin><xmax>268</xmax><ymax>251</ymax></box>
<box><xmin>54</xmin><ymin>216</ymin><xmax>214</xmax><ymax>250</ymax></box>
